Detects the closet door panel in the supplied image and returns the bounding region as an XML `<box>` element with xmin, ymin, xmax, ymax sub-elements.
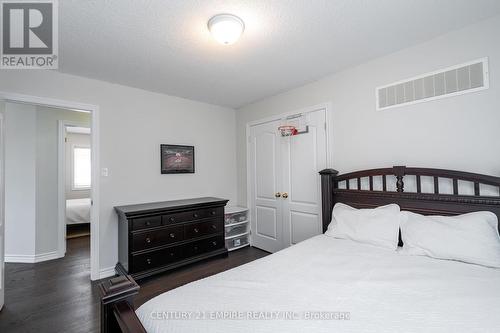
<box><xmin>289</xmin><ymin>128</ymin><xmax>318</xmax><ymax>205</ymax></box>
<box><xmin>290</xmin><ymin>211</ymin><xmax>318</xmax><ymax>244</ymax></box>
<box><xmin>249</xmin><ymin>120</ymin><xmax>284</xmax><ymax>253</ymax></box>
<box><xmin>282</xmin><ymin>109</ymin><xmax>327</xmax><ymax>247</ymax></box>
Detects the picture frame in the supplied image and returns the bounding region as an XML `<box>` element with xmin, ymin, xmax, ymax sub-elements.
<box><xmin>160</xmin><ymin>144</ymin><xmax>195</xmax><ymax>174</ymax></box>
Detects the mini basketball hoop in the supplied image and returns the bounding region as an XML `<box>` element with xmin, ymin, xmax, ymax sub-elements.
<box><xmin>278</xmin><ymin>125</ymin><xmax>298</xmax><ymax>137</ymax></box>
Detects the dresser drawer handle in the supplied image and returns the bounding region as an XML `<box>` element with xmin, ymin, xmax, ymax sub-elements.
<box><xmin>169</xmin><ymin>252</ymin><xmax>174</xmax><ymax>257</ymax></box>
<box><xmin>211</xmin><ymin>211</ymin><xmax>216</xmax><ymax>215</ymax></box>
<box><xmin>146</xmin><ymin>258</ymin><xmax>152</xmax><ymax>265</ymax></box>
<box><xmin>145</xmin><ymin>237</ymin><xmax>151</xmax><ymax>243</ymax></box>
<box><xmin>145</xmin><ymin>221</ymin><xmax>151</xmax><ymax>226</ymax></box>
<box><xmin>169</xmin><ymin>233</ymin><xmax>176</xmax><ymax>238</ymax></box>
<box><xmin>193</xmin><ymin>213</ymin><xmax>199</xmax><ymax>218</ymax></box>
<box><xmin>211</xmin><ymin>224</ymin><xmax>217</xmax><ymax>230</ymax></box>
<box><xmin>194</xmin><ymin>228</ymin><xmax>199</xmax><ymax>233</ymax></box>
<box><xmin>212</xmin><ymin>241</ymin><xmax>217</xmax><ymax>246</ymax></box>
<box><xmin>194</xmin><ymin>246</ymin><xmax>199</xmax><ymax>251</ymax></box>
<box><xmin>169</xmin><ymin>217</ymin><xmax>175</xmax><ymax>222</ymax></box>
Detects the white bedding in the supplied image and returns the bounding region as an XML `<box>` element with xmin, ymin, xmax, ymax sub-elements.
<box><xmin>65</xmin><ymin>198</ymin><xmax>91</xmax><ymax>225</ymax></box>
<box><xmin>136</xmin><ymin>235</ymin><xmax>500</xmax><ymax>333</ymax></box>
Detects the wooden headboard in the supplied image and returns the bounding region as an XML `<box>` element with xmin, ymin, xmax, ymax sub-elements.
<box><xmin>319</xmin><ymin>166</ymin><xmax>500</xmax><ymax>238</ymax></box>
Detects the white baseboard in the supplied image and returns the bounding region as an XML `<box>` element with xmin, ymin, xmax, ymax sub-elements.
<box><xmin>5</xmin><ymin>251</ymin><xmax>61</xmax><ymax>263</ymax></box>
<box><xmin>35</xmin><ymin>251</ymin><xmax>61</xmax><ymax>263</ymax></box>
<box><xmin>99</xmin><ymin>266</ymin><xmax>116</xmax><ymax>279</ymax></box>
<box><xmin>5</xmin><ymin>254</ymin><xmax>36</xmax><ymax>263</ymax></box>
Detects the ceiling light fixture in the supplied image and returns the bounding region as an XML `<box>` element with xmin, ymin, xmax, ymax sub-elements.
<box><xmin>208</xmin><ymin>14</ymin><xmax>245</xmax><ymax>45</ymax></box>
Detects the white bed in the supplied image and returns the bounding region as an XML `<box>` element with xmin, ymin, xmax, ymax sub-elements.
<box><xmin>66</xmin><ymin>198</ymin><xmax>91</xmax><ymax>224</ymax></box>
<box><xmin>136</xmin><ymin>235</ymin><xmax>500</xmax><ymax>333</ymax></box>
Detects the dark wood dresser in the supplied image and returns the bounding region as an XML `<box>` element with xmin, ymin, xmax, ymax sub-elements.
<box><xmin>114</xmin><ymin>197</ymin><xmax>229</xmax><ymax>280</ymax></box>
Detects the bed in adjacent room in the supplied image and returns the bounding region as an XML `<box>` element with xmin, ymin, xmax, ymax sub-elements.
<box><xmin>66</xmin><ymin>198</ymin><xmax>91</xmax><ymax>225</ymax></box>
<box><xmin>99</xmin><ymin>166</ymin><xmax>500</xmax><ymax>333</ymax></box>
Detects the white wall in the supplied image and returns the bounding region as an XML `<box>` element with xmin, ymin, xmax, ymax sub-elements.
<box><xmin>0</xmin><ymin>71</ymin><xmax>238</xmax><ymax>275</ymax></box>
<box><xmin>65</xmin><ymin>132</ymin><xmax>92</xmax><ymax>200</ymax></box>
<box><xmin>35</xmin><ymin>106</ymin><xmax>91</xmax><ymax>255</ymax></box>
<box><xmin>4</xmin><ymin>103</ymin><xmax>37</xmax><ymax>259</ymax></box>
<box><xmin>4</xmin><ymin>104</ymin><xmax>92</xmax><ymax>260</ymax></box>
<box><xmin>236</xmin><ymin>15</ymin><xmax>500</xmax><ymax>206</ymax></box>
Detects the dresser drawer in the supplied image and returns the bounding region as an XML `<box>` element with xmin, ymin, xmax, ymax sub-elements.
<box><xmin>162</xmin><ymin>207</ymin><xmax>224</xmax><ymax>225</ymax></box>
<box><xmin>131</xmin><ymin>225</ymin><xmax>184</xmax><ymax>251</ymax></box>
<box><xmin>184</xmin><ymin>235</ymin><xmax>224</xmax><ymax>258</ymax></box>
<box><xmin>131</xmin><ymin>215</ymin><xmax>161</xmax><ymax>231</ymax></box>
<box><xmin>131</xmin><ymin>246</ymin><xmax>182</xmax><ymax>273</ymax></box>
<box><xmin>184</xmin><ymin>219</ymin><xmax>223</xmax><ymax>239</ymax></box>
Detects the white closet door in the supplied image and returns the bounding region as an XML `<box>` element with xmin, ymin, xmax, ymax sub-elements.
<box><xmin>249</xmin><ymin>119</ymin><xmax>284</xmax><ymax>253</ymax></box>
<box><xmin>281</xmin><ymin>109</ymin><xmax>327</xmax><ymax>247</ymax></box>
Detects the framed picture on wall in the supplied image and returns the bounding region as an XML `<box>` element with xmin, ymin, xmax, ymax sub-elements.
<box><xmin>160</xmin><ymin>144</ymin><xmax>195</xmax><ymax>174</ymax></box>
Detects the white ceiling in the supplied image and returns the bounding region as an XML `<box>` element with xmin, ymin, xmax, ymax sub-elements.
<box><xmin>59</xmin><ymin>0</ymin><xmax>500</xmax><ymax>108</ymax></box>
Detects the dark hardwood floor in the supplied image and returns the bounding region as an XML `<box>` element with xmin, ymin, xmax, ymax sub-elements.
<box><xmin>0</xmin><ymin>237</ymin><xmax>98</xmax><ymax>333</ymax></box>
<box><xmin>0</xmin><ymin>236</ymin><xmax>268</xmax><ymax>333</ymax></box>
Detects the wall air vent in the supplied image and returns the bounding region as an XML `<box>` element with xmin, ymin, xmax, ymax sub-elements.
<box><xmin>376</xmin><ymin>58</ymin><xmax>489</xmax><ymax>110</ymax></box>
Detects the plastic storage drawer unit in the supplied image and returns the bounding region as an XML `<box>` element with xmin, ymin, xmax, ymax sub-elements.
<box><xmin>224</xmin><ymin>208</ymin><xmax>248</xmax><ymax>225</ymax></box>
<box><xmin>225</xmin><ymin>223</ymin><xmax>249</xmax><ymax>238</ymax></box>
<box><xmin>224</xmin><ymin>206</ymin><xmax>250</xmax><ymax>251</ymax></box>
<box><xmin>225</xmin><ymin>234</ymin><xmax>249</xmax><ymax>250</ymax></box>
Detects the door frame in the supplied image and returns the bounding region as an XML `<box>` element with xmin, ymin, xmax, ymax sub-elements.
<box><xmin>58</xmin><ymin>120</ymin><xmax>91</xmax><ymax>258</ymax></box>
<box><xmin>245</xmin><ymin>102</ymin><xmax>332</xmax><ymax>246</ymax></box>
<box><xmin>0</xmin><ymin>110</ymin><xmax>5</xmax><ymax>310</ymax></box>
<box><xmin>0</xmin><ymin>91</ymin><xmax>101</xmax><ymax>281</ymax></box>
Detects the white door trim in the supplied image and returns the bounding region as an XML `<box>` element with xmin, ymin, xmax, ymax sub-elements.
<box><xmin>0</xmin><ymin>110</ymin><xmax>5</xmax><ymax>310</ymax></box>
<box><xmin>58</xmin><ymin>120</ymin><xmax>91</xmax><ymax>259</ymax></box>
<box><xmin>246</xmin><ymin>102</ymin><xmax>332</xmax><ymax>246</ymax></box>
<box><xmin>0</xmin><ymin>91</ymin><xmax>101</xmax><ymax>281</ymax></box>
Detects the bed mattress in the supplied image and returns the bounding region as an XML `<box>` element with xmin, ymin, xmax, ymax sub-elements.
<box><xmin>66</xmin><ymin>198</ymin><xmax>91</xmax><ymax>224</ymax></box>
<box><xmin>136</xmin><ymin>235</ymin><xmax>500</xmax><ymax>333</ymax></box>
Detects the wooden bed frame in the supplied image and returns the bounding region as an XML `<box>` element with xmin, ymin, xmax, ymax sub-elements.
<box><xmin>99</xmin><ymin>166</ymin><xmax>500</xmax><ymax>333</ymax></box>
<box><xmin>320</xmin><ymin>166</ymin><xmax>500</xmax><ymax>236</ymax></box>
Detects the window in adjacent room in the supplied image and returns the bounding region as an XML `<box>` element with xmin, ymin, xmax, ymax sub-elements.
<box><xmin>72</xmin><ymin>145</ymin><xmax>91</xmax><ymax>190</ymax></box>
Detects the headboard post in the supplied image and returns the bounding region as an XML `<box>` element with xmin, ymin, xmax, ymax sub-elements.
<box><xmin>393</xmin><ymin>165</ymin><xmax>406</xmax><ymax>192</ymax></box>
<box><xmin>319</xmin><ymin>169</ymin><xmax>339</xmax><ymax>232</ymax></box>
<box><xmin>99</xmin><ymin>274</ymin><xmax>142</xmax><ymax>333</ymax></box>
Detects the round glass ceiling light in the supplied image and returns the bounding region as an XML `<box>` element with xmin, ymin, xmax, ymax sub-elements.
<box><xmin>208</xmin><ymin>14</ymin><xmax>245</xmax><ymax>45</ymax></box>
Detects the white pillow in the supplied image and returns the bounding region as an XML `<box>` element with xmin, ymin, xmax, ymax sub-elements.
<box><xmin>325</xmin><ymin>203</ymin><xmax>401</xmax><ymax>250</ymax></box>
<box><xmin>400</xmin><ymin>211</ymin><xmax>500</xmax><ymax>268</ymax></box>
